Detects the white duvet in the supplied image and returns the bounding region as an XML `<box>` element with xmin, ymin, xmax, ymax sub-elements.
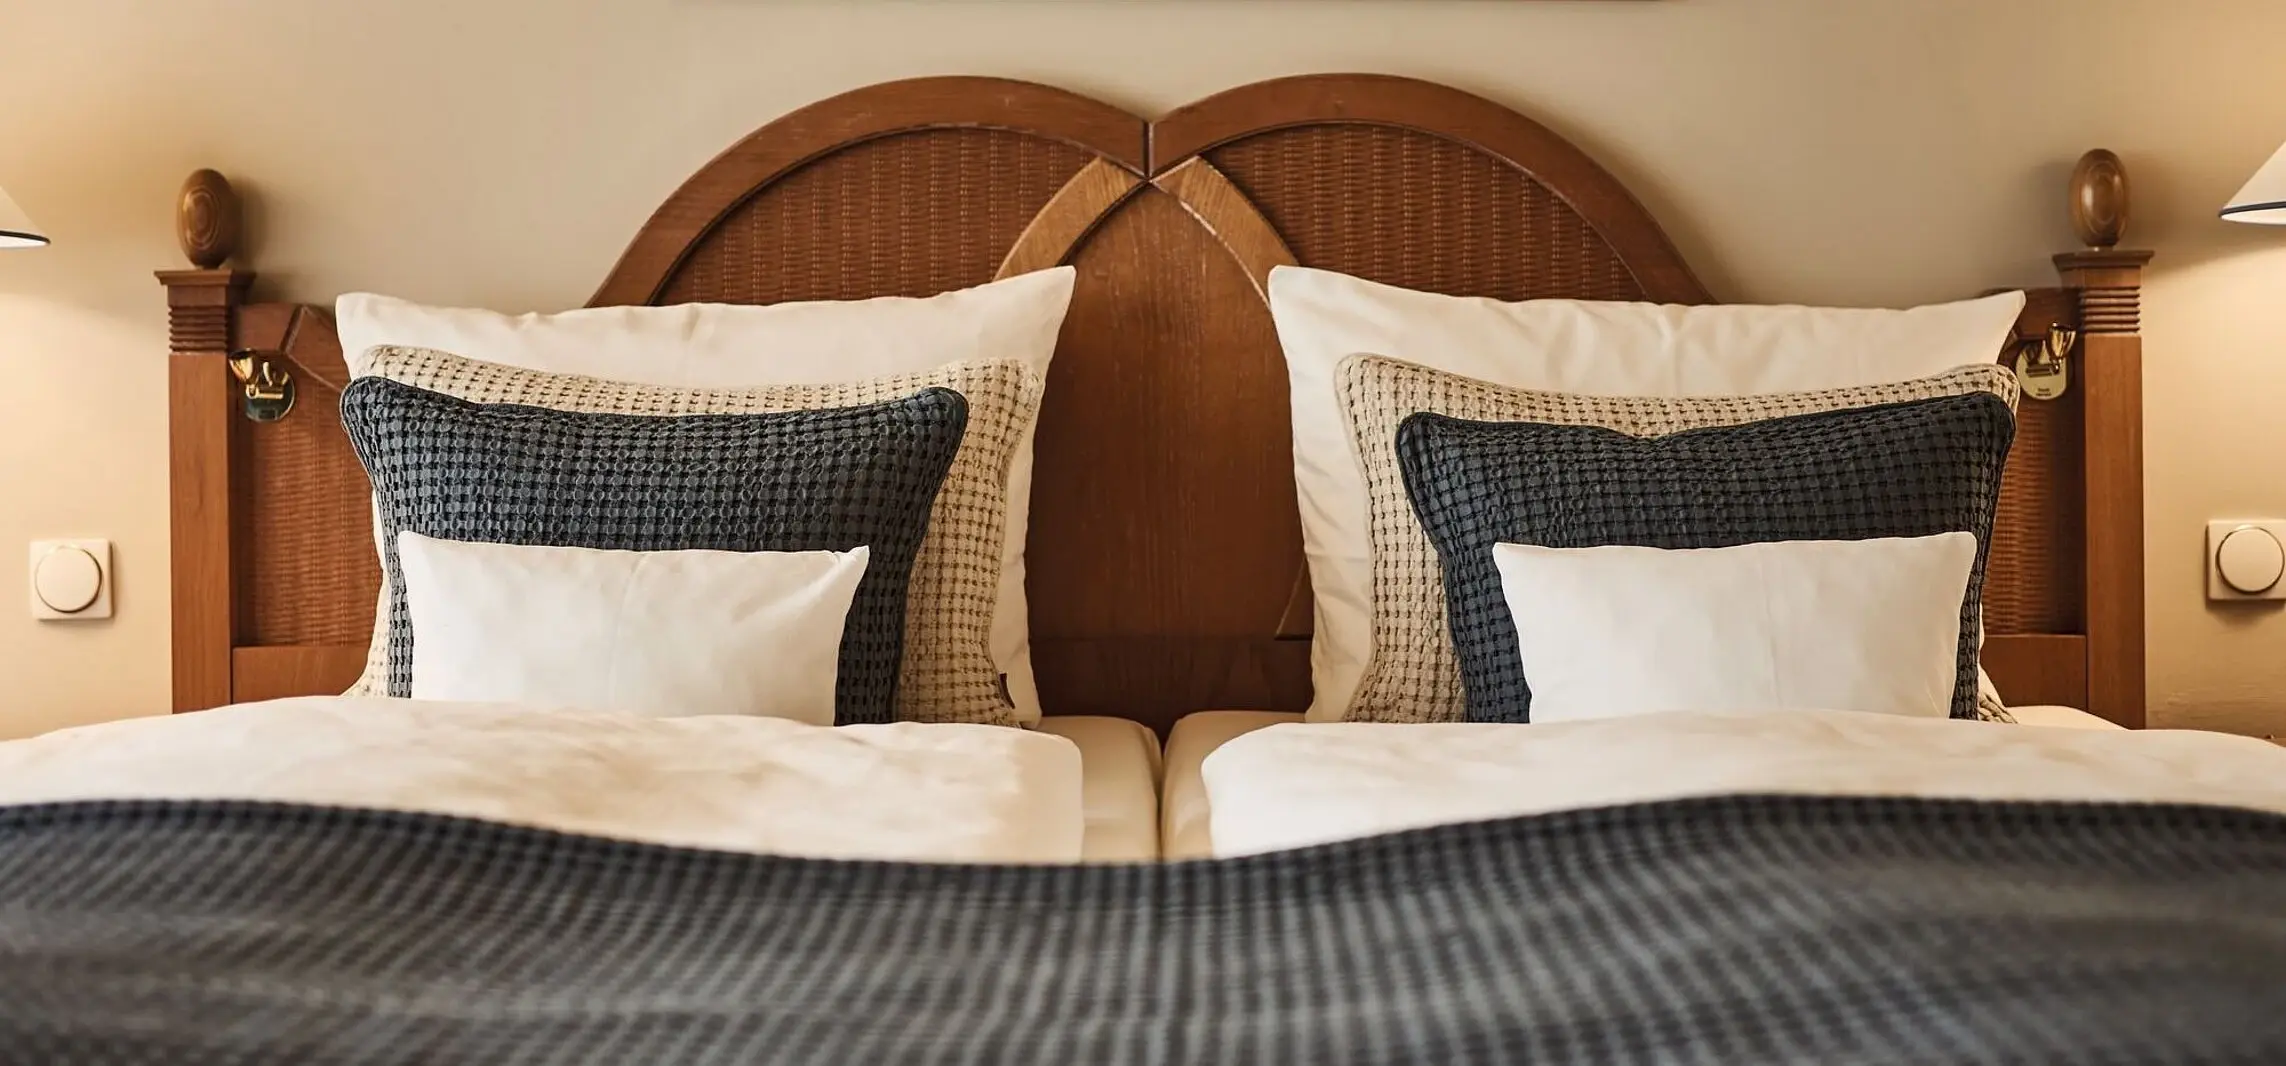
<box><xmin>0</xmin><ymin>698</ymin><xmax>1084</xmax><ymax>864</ymax></box>
<box><xmin>1203</xmin><ymin>709</ymin><xmax>2286</xmax><ymax>857</ymax></box>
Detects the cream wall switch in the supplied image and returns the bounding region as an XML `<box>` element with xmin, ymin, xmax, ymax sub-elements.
<box><xmin>2208</xmin><ymin>521</ymin><xmax>2286</xmax><ymax>601</ymax></box>
<box><xmin>29</xmin><ymin>539</ymin><xmax>111</xmax><ymax>620</ymax></box>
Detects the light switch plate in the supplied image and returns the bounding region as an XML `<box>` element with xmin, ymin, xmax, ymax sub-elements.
<box><xmin>2207</xmin><ymin>520</ymin><xmax>2286</xmax><ymax>601</ymax></box>
<box><xmin>29</xmin><ymin>539</ymin><xmax>112</xmax><ymax>620</ymax></box>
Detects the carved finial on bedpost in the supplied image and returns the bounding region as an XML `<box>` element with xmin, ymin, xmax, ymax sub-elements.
<box><xmin>2053</xmin><ymin>149</ymin><xmax>2150</xmax><ymax>731</ymax></box>
<box><xmin>176</xmin><ymin>169</ymin><xmax>241</xmax><ymax>270</ymax></box>
<box><xmin>2058</xmin><ymin>150</ymin><xmax>2149</xmax><ymax>338</ymax></box>
<box><xmin>2070</xmin><ymin>149</ymin><xmax>2130</xmax><ymax>252</ymax></box>
<box><xmin>157</xmin><ymin>169</ymin><xmax>256</xmax><ymax>715</ymax></box>
<box><xmin>158</xmin><ymin>170</ymin><xmax>254</xmax><ymax>355</ymax></box>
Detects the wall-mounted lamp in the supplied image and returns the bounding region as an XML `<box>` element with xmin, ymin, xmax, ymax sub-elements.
<box><xmin>2223</xmin><ymin>141</ymin><xmax>2286</xmax><ymax>224</ymax></box>
<box><xmin>0</xmin><ymin>183</ymin><xmax>47</xmax><ymax>248</ymax></box>
<box><xmin>228</xmin><ymin>348</ymin><xmax>295</xmax><ymax>422</ymax></box>
<box><xmin>2013</xmin><ymin>322</ymin><xmax>2080</xmax><ymax>402</ymax></box>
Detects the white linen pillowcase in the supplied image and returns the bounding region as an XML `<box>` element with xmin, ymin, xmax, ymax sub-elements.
<box><xmin>396</xmin><ymin>533</ymin><xmax>868</xmax><ymax>725</ymax></box>
<box><xmin>1491</xmin><ymin>535</ymin><xmax>1978</xmax><ymax>723</ymax></box>
<box><xmin>338</xmin><ymin>266</ymin><xmax>1074</xmax><ymax>721</ymax></box>
<box><xmin>1265</xmin><ymin>264</ymin><xmax>2026</xmax><ymax>722</ymax></box>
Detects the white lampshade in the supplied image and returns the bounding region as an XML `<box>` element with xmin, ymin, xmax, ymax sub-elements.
<box><xmin>0</xmin><ymin>184</ymin><xmax>45</xmax><ymax>248</ymax></box>
<box><xmin>2224</xmin><ymin>141</ymin><xmax>2286</xmax><ymax>224</ymax></box>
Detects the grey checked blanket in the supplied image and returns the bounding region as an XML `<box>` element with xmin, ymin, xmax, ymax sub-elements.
<box><xmin>3</xmin><ymin>796</ymin><xmax>2283</xmax><ymax>1064</ymax></box>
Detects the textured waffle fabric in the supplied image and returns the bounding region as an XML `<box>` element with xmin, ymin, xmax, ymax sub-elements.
<box><xmin>6</xmin><ymin>796</ymin><xmax>2285</xmax><ymax>1064</ymax></box>
<box><xmin>1397</xmin><ymin>391</ymin><xmax>2014</xmax><ymax>723</ymax></box>
<box><xmin>1340</xmin><ymin>356</ymin><xmax>2019</xmax><ymax>723</ymax></box>
<box><xmin>347</xmin><ymin>348</ymin><xmax>1041</xmax><ymax>725</ymax></box>
<box><xmin>341</xmin><ymin>376</ymin><xmax>966</xmax><ymax>726</ymax></box>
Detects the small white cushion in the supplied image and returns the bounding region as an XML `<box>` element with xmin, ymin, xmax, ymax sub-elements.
<box><xmin>339</xmin><ymin>267</ymin><xmax>1075</xmax><ymax>721</ymax></box>
<box><xmin>1265</xmin><ymin>264</ymin><xmax>2025</xmax><ymax>722</ymax></box>
<box><xmin>396</xmin><ymin>533</ymin><xmax>868</xmax><ymax>724</ymax></box>
<box><xmin>1492</xmin><ymin>534</ymin><xmax>1978</xmax><ymax>722</ymax></box>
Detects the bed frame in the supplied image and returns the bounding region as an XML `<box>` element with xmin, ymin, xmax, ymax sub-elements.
<box><xmin>159</xmin><ymin>75</ymin><xmax>2150</xmax><ymax>732</ymax></box>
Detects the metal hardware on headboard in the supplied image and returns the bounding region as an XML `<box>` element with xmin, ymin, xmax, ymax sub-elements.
<box><xmin>2012</xmin><ymin>323</ymin><xmax>2079</xmax><ymax>401</ymax></box>
<box><xmin>227</xmin><ymin>349</ymin><xmax>295</xmax><ymax>422</ymax></box>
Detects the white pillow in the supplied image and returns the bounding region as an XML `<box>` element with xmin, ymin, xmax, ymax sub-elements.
<box><xmin>338</xmin><ymin>267</ymin><xmax>1073</xmax><ymax>721</ymax></box>
<box><xmin>1492</xmin><ymin>535</ymin><xmax>1977</xmax><ymax>723</ymax></box>
<box><xmin>396</xmin><ymin>533</ymin><xmax>869</xmax><ymax>725</ymax></box>
<box><xmin>1266</xmin><ymin>265</ymin><xmax>2026</xmax><ymax>721</ymax></box>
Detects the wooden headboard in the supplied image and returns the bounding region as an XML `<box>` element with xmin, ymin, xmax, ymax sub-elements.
<box><xmin>160</xmin><ymin>75</ymin><xmax>2150</xmax><ymax>731</ymax></box>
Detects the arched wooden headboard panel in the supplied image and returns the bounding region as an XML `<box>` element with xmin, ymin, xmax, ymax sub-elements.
<box><xmin>164</xmin><ymin>75</ymin><xmax>2144</xmax><ymax>730</ymax></box>
<box><xmin>591</xmin><ymin>77</ymin><xmax>1146</xmax><ymax>307</ymax></box>
<box><xmin>1153</xmin><ymin>74</ymin><xmax>1712</xmax><ymax>305</ymax></box>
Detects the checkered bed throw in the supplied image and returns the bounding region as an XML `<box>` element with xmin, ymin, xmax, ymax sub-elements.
<box><xmin>4</xmin><ymin>796</ymin><xmax>2283</xmax><ymax>1064</ymax></box>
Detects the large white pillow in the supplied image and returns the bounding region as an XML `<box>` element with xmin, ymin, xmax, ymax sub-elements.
<box><xmin>338</xmin><ymin>267</ymin><xmax>1073</xmax><ymax>721</ymax></box>
<box><xmin>1493</xmin><ymin>535</ymin><xmax>1977</xmax><ymax>722</ymax></box>
<box><xmin>1266</xmin><ymin>265</ymin><xmax>2026</xmax><ymax>722</ymax></box>
<box><xmin>397</xmin><ymin>533</ymin><xmax>869</xmax><ymax>725</ymax></box>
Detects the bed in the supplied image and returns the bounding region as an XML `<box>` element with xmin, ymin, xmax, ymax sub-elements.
<box><xmin>156</xmin><ymin>72</ymin><xmax>2150</xmax><ymax>831</ymax></box>
<box><xmin>161</xmin><ymin>75</ymin><xmax>2144</xmax><ymax>733</ymax></box>
<box><xmin>14</xmin><ymin>74</ymin><xmax>2270</xmax><ymax>1063</ymax></box>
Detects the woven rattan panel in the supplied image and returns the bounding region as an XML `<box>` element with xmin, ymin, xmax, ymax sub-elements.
<box><xmin>1208</xmin><ymin>125</ymin><xmax>1649</xmax><ymax>302</ymax></box>
<box><xmin>1984</xmin><ymin>387</ymin><xmax>2084</xmax><ymax>635</ymax></box>
<box><xmin>659</xmin><ymin>129</ymin><xmax>1089</xmax><ymax>305</ymax></box>
<box><xmin>243</xmin><ymin>375</ymin><xmax>382</xmax><ymax>646</ymax></box>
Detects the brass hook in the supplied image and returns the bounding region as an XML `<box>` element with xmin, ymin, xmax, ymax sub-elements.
<box><xmin>2011</xmin><ymin>323</ymin><xmax>2078</xmax><ymax>401</ymax></box>
<box><xmin>227</xmin><ymin>349</ymin><xmax>296</xmax><ymax>422</ymax></box>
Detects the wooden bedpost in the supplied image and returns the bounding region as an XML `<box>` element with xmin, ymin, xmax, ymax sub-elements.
<box><xmin>2056</xmin><ymin>150</ymin><xmax>2149</xmax><ymax>728</ymax></box>
<box><xmin>158</xmin><ymin>170</ymin><xmax>251</xmax><ymax>712</ymax></box>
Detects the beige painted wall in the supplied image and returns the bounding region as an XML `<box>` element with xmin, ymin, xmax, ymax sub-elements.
<box><xmin>2</xmin><ymin>0</ymin><xmax>2282</xmax><ymax>739</ymax></box>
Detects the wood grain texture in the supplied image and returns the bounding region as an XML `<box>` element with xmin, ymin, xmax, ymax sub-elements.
<box><xmin>2058</xmin><ymin>251</ymin><xmax>2152</xmax><ymax>729</ymax></box>
<box><xmin>1031</xmin><ymin>638</ymin><xmax>1310</xmax><ymax>729</ymax></box>
<box><xmin>1981</xmin><ymin>634</ymin><xmax>2090</xmax><ymax>711</ymax></box>
<box><xmin>1275</xmin><ymin>569</ymin><xmax>1315</xmax><ymax>642</ymax></box>
<box><xmin>592</xmin><ymin>77</ymin><xmax>1145</xmax><ymax>307</ymax></box>
<box><xmin>997</xmin><ymin>157</ymin><xmax>1141</xmax><ymax>279</ymax></box>
<box><xmin>1149</xmin><ymin>156</ymin><xmax>1317</xmax><ymax>650</ymax></box>
<box><xmin>1154</xmin><ymin>74</ymin><xmax>1711</xmax><ymax>304</ymax></box>
<box><xmin>231</xmin><ymin>645</ymin><xmax>365</xmax><ymax>705</ymax></box>
<box><xmin>1025</xmin><ymin>185</ymin><xmax>1301</xmax><ymax>643</ymax></box>
<box><xmin>655</xmin><ymin>126</ymin><xmax>1094</xmax><ymax>307</ymax></box>
<box><xmin>175</xmin><ymin>170</ymin><xmax>241</xmax><ymax>270</ymax></box>
<box><xmin>1153</xmin><ymin>158</ymin><xmax>1297</xmax><ymax>298</ymax></box>
<box><xmin>160</xmin><ymin>268</ymin><xmax>253</xmax><ymax>712</ymax></box>
<box><xmin>2070</xmin><ymin>150</ymin><xmax>2130</xmax><ymax>251</ymax></box>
